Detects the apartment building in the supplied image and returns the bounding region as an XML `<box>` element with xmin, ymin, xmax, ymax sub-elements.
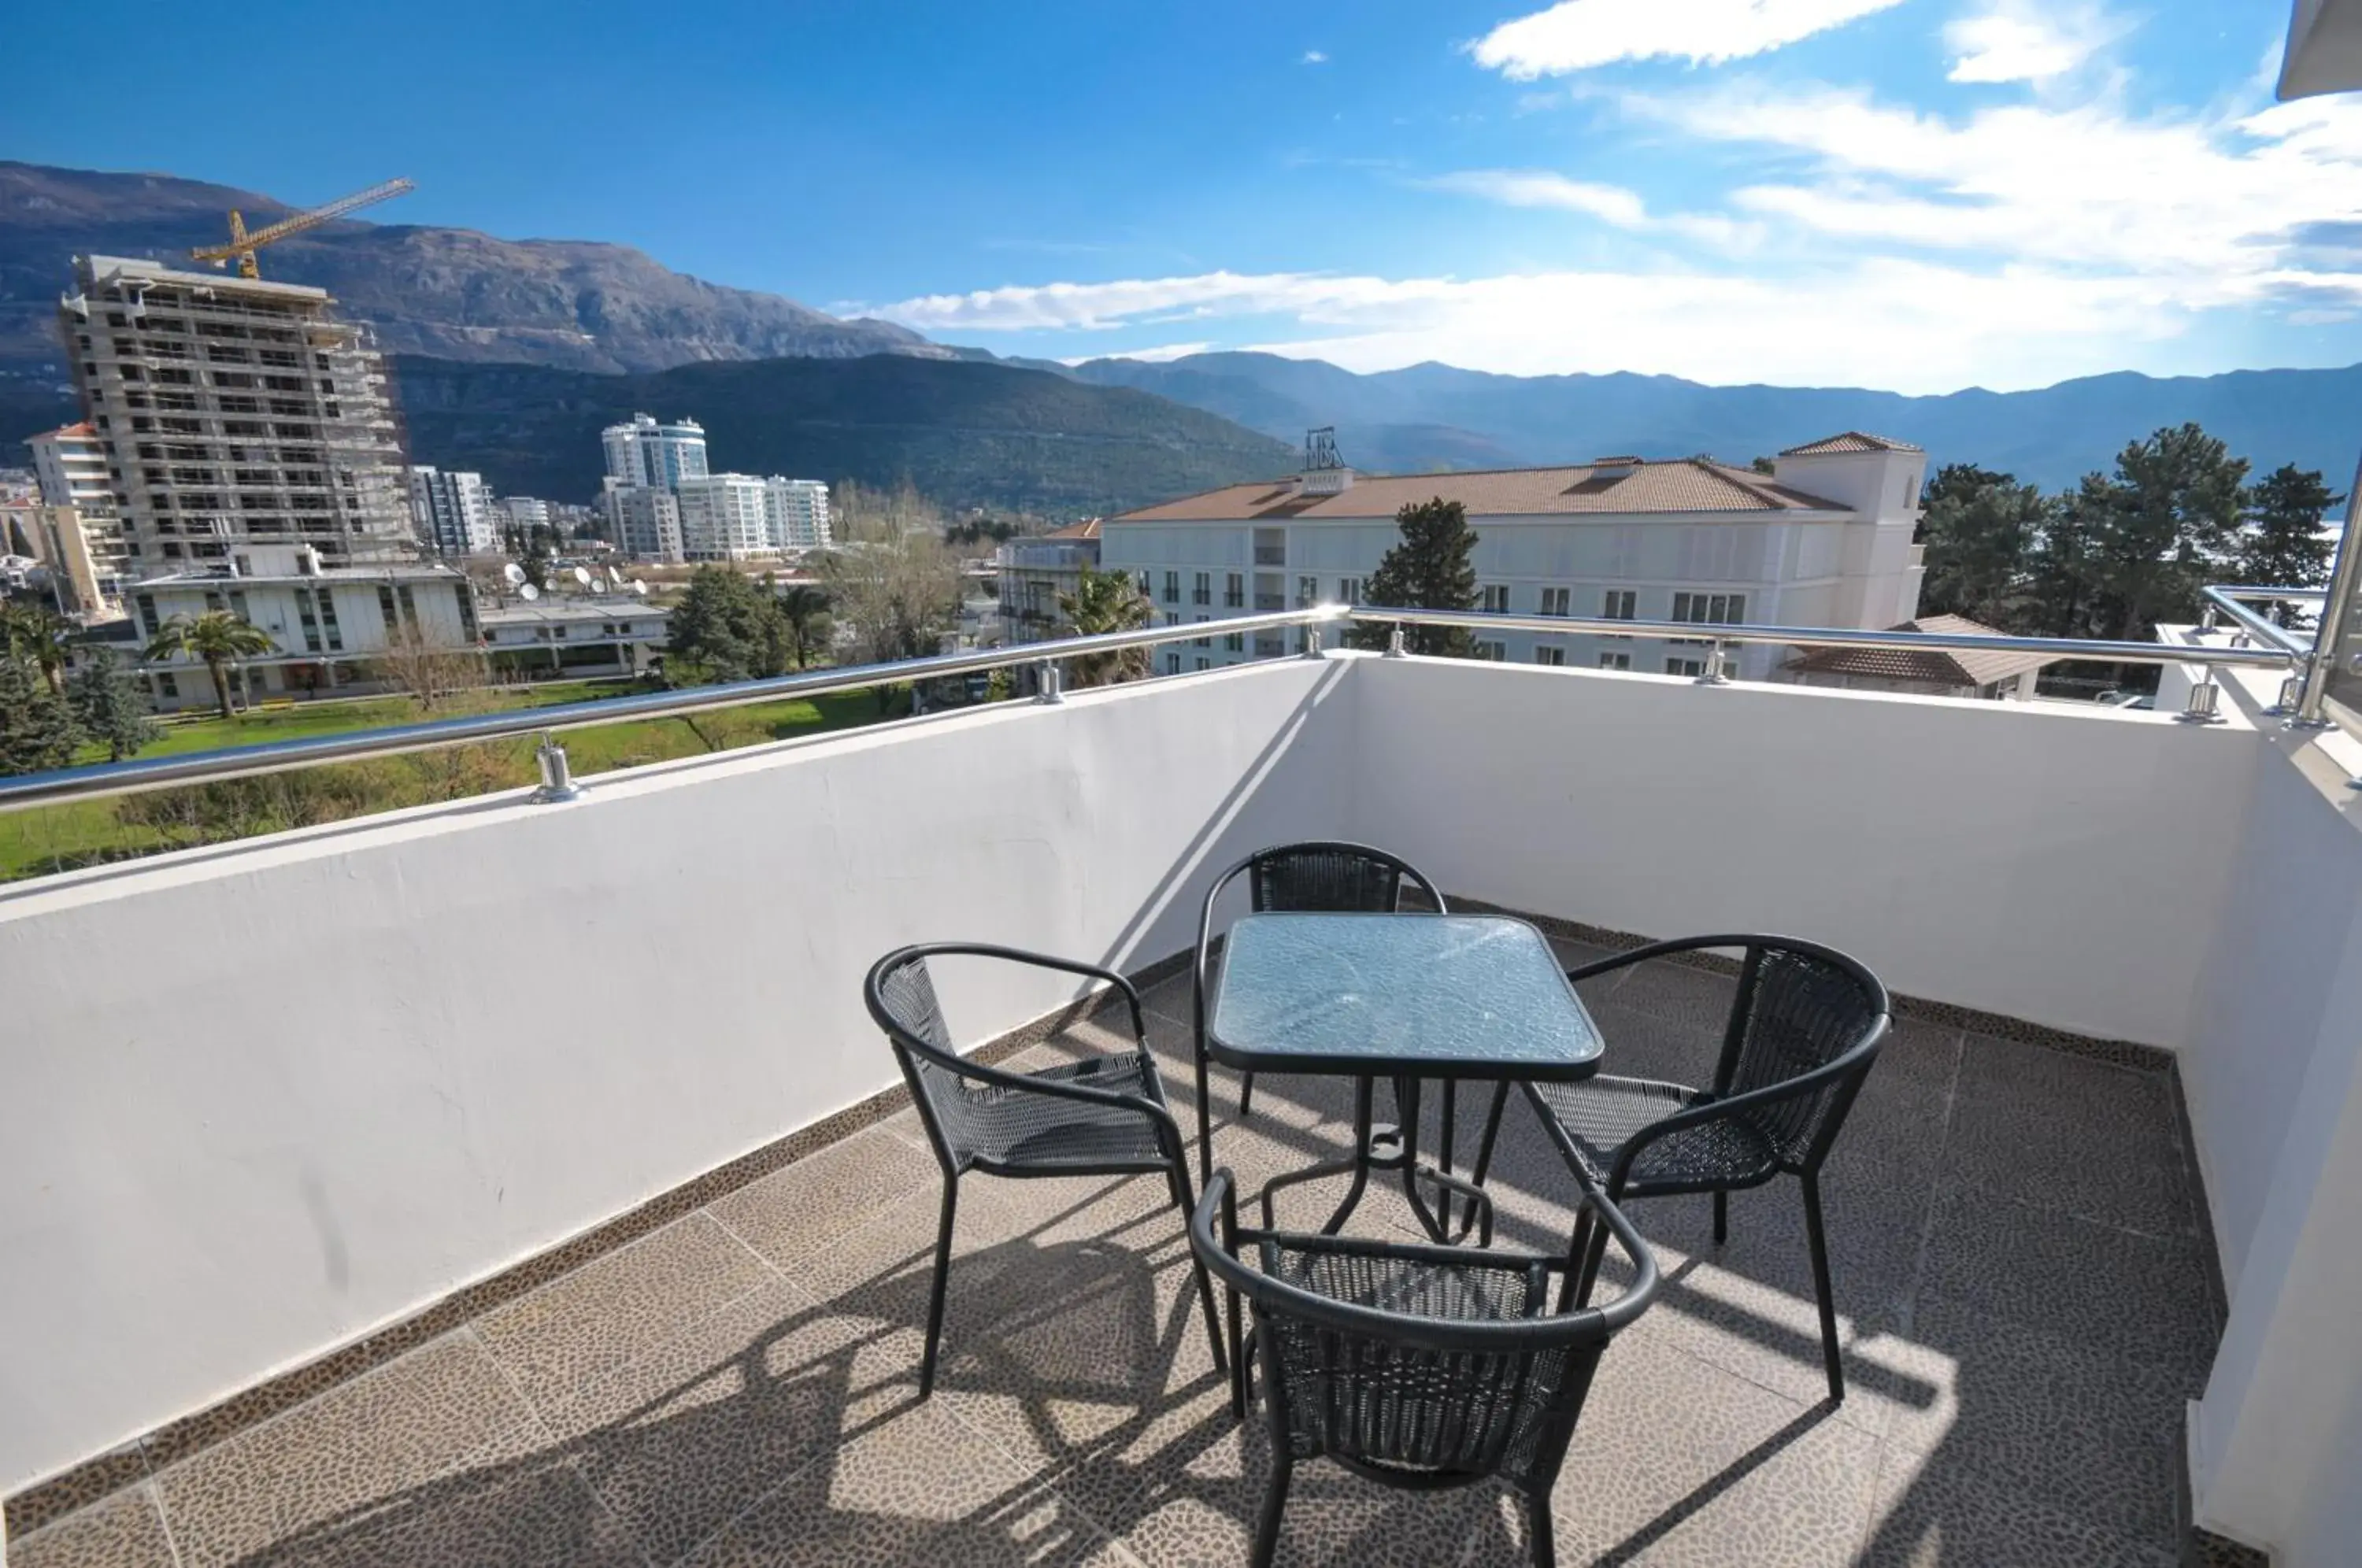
<box><xmin>1101</xmin><ymin>433</ymin><xmax>1927</xmax><ymax>679</ymax></box>
<box><xmin>997</xmin><ymin>518</ymin><xmax>1101</xmax><ymax>643</ymax></box>
<box><xmin>604</xmin><ymin>482</ymin><xmax>684</xmax><ymax>563</ymax></box>
<box><xmin>478</xmin><ymin>597</ymin><xmax>671</xmax><ymax>678</ymax></box>
<box><xmin>403</xmin><ymin>465</ymin><xmax>499</xmax><ymax>558</ymax></box>
<box><xmin>762</xmin><ymin>477</ymin><xmax>832</xmax><ymax>551</ymax></box>
<box><xmin>499</xmin><ymin>496</ymin><xmax>551</xmax><ymax>533</ymax></box>
<box><xmin>24</xmin><ymin>423</ymin><xmax>130</xmax><ymax>616</ymax></box>
<box><xmin>601</xmin><ymin>414</ymin><xmax>709</xmax><ymax>490</ymax></box>
<box><xmin>121</xmin><ymin>543</ymin><xmax>476</xmax><ymax>711</ymax></box>
<box><xmin>674</xmin><ymin>473</ymin><xmax>770</xmax><ymax>560</ymax></box>
<box><xmin>57</xmin><ymin>255</ymin><xmax>416</xmax><ymax>570</ymax></box>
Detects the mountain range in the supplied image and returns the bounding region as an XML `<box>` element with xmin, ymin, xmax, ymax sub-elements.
<box><xmin>4</xmin><ymin>160</ymin><xmax>2356</xmax><ymax>512</ymax></box>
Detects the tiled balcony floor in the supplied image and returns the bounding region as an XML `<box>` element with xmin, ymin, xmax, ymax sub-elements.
<box><xmin>8</xmin><ymin>946</ymin><xmax>2222</xmax><ymax>1567</ymax></box>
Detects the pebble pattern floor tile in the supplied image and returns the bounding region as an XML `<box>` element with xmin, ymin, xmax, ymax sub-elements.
<box><xmin>9</xmin><ymin>959</ymin><xmax>2216</xmax><ymax>1566</ymax></box>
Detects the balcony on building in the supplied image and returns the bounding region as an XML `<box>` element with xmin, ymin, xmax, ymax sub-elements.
<box><xmin>2</xmin><ymin>638</ymin><xmax>2357</xmax><ymax>1566</ymax></box>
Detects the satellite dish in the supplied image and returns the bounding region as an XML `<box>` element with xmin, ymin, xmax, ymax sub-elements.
<box><xmin>632</xmin><ymin>579</ymin><xmax>650</xmax><ymax>597</ymax></box>
<box><xmin>502</xmin><ymin>562</ymin><xmax>527</xmax><ymax>586</ymax></box>
<box><xmin>572</xmin><ymin>566</ymin><xmax>594</xmax><ymax>589</ymax></box>
<box><xmin>519</xmin><ymin>582</ymin><xmax>541</xmax><ymax>601</ymax></box>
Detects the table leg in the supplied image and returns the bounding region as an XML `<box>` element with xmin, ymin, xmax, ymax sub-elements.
<box><xmin>1256</xmin><ymin>1075</ymin><xmax>1380</xmax><ymax>1233</ymax></box>
<box><xmin>1400</xmin><ymin>1074</ymin><xmax>1499</xmax><ymax>1247</ymax></box>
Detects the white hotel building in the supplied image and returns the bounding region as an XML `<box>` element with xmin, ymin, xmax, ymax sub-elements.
<box><xmin>1101</xmin><ymin>433</ymin><xmax>1927</xmax><ymax>679</ymax></box>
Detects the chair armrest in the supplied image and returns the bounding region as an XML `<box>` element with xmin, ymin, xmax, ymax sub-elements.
<box><xmin>1563</xmin><ymin>934</ymin><xmax>1764</xmax><ymax>985</ymax></box>
<box><xmin>906</xmin><ymin>941</ymin><xmax>1148</xmax><ymax>1042</ymax></box>
<box><xmin>1601</xmin><ymin>1026</ymin><xmax>1885</xmax><ymax>1190</ymax></box>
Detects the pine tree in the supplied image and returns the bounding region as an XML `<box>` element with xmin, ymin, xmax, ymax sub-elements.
<box><xmin>0</xmin><ymin>655</ymin><xmax>82</xmax><ymax>776</ymax></box>
<box><xmin>1347</xmin><ymin>497</ymin><xmax>1481</xmax><ymax>656</ymax></box>
<box><xmin>2236</xmin><ymin>464</ymin><xmax>2341</xmax><ymax>617</ymax></box>
<box><xmin>66</xmin><ymin>660</ymin><xmax>161</xmax><ymax>761</ymax></box>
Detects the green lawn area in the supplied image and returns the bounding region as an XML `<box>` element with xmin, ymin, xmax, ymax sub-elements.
<box><xmin>3</xmin><ymin>685</ymin><xmax>901</xmax><ymax>884</ymax></box>
<box><xmin>85</xmin><ymin>679</ymin><xmax>639</xmax><ymax>763</ymax></box>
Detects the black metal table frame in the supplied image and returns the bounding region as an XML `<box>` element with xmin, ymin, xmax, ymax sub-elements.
<box><xmin>1248</xmin><ymin>1070</ymin><xmax>1517</xmax><ymax>1244</ymax></box>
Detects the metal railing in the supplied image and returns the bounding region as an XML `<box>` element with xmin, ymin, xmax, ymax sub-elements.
<box><xmin>0</xmin><ymin>597</ymin><xmax>2312</xmax><ymax>817</ymax></box>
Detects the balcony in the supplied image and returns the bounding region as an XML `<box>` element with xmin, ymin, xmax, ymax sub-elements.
<box><xmin>2</xmin><ymin>644</ymin><xmax>2355</xmax><ymax>1565</ymax></box>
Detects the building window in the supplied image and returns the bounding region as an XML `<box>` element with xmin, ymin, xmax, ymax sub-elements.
<box><xmin>156</xmin><ymin>671</ymin><xmax>179</xmax><ymax>699</ymax></box>
<box><xmin>1161</xmin><ymin>571</ymin><xmax>1179</xmax><ymax>604</ymax></box>
<box><xmin>1194</xmin><ymin>656</ymin><xmax>1209</xmax><ymax>671</ymax></box>
<box><xmin>1664</xmin><ymin>656</ymin><xmax>1706</xmax><ymax>678</ymax></box>
<box><xmin>1533</xmin><ymin>645</ymin><xmax>1566</xmax><ymax>667</ymax></box>
<box><xmin>133</xmin><ymin>593</ymin><xmax>161</xmax><ymax>638</ymax></box>
<box><xmin>1192</xmin><ymin>571</ymin><xmax>1211</xmax><ymax>606</ymax></box>
<box><xmin>296</xmin><ymin>590</ymin><xmax>323</xmax><ymax>653</ymax></box>
<box><xmin>1164</xmin><ymin>651</ymin><xmax>1182</xmax><ymax>675</ymax></box>
<box><xmin>1602</xmin><ymin>590</ymin><xmax>1637</xmax><ymax>619</ymax></box>
<box><xmin>1135</xmin><ymin>571</ymin><xmax>1152</xmax><ymax>597</ymax></box>
<box><xmin>1298</xmin><ymin>575</ymin><xmax>1318</xmax><ymax>608</ymax></box>
<box><xmin>1597</xmin><ymin>651</ymin><xmax>1632</xmax><ymax>671</ymax></box>
<box><xmin>1472</xmin><ymin>640</ymin><xmax>1506</xmax><ymax>662</ymax></box>
<box><xmin>1224</xmin><ymin>572</ymin><xmax>1244</xmax><ymax>608</ymax></box>
<box><xmin>1479</xmin><ymin>584</ymin><xmax>1509</xmax><ymax>613</ymax></box>
<box><xmin>317</xmin><ymin>590</ymin><xmax>344</xmax><ymax>652</ymax></box>
<box><xmin>1671</xmin><ymin>591</ymin><xmax>1746</xmax><ymax>626</ymax></box>
<box><xmin>1538</xmin><ymin>586</ymin><xmax>1571</xmax><ymax>616</ymax></box>
<box><xmin>1337</xmin><ymin>576</ymin><xmax>1365</xmax><ymax>605</ymax></box>
<box><xmin>1194</xmin><ymin>615</ymin><xmax>1211</xmax><ymax>647</ymax></box>
<box><xmin>1224</xmin><ymin>632</ymin><xmax>1244</xmax><ymax>653</ymax></box>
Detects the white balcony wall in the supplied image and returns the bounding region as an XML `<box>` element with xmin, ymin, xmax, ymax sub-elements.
<box><xmin>0</xmin><ymin>660</ymin><xmax>1357</xmax><ymax>1496</ymax></box>
<box><xmin>1352</xmin><ymin>656</ymin><xmax>2254</xmax><ymax>1053</ymax></box>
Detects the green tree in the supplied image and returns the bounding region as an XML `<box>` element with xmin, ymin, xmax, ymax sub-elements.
<box><xmin>2086</xmin><ymin>423</ymin><xmax>2248</xmax><ymax>645</ymax></box>
<box><xmin>1347</xmin><ymin>497</ymin><xmax>1481</xmax><ymax>656</ymax></box>
<box><xmin>775</xmin><ymin>582</ymin><xmax>835</xmax><ymax>670</ymax></box>
<box><xmin>66</xmin><ymin>660</ymin><xmax>161</xmax><ymax>761</ymax></box>
<box><xmin>0</xmin><ymin>653</ymin><xmax>81</xmax><ymax>775</ymax></box>
<box><xmin>0</xmin><ymin>600</ymin><xmax>74</xmax><ymax>694</ymax></box>
<box><xmin>1916</xmin><ymin>468</ymin><xmax>2046</xmax><ymax>629</ymax></box>
<box><xmin>143</xmin><ymin>609</ymin><xmax>275</xmax><ymax>720</ymax></box>
<box><xmin>1059</xmin><ymin>564</ymin><xmax>1153</xmax><ymax>687</ymax></box>
<box><xmin>668</xmin><ymin>566</ymin><xmax>788</xmax><ymax>682</ymax></box>
<box><xmin>2236</xmin><ymin>464</ymin><xmax>2341</xmax><ymax>624</ymax></box>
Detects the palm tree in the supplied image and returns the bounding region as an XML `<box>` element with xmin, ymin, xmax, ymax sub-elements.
<box><xmin>776</xmin><ymin>584</ymin><xmax>834</xmax><ymax>670</ymax></box>
<box><xmin>1059</xmin><ymin>564</ymin><xmax>1153</xmax><ymax>688</ymax></box>
<box><xmin>144</xmin><ymin>610</ymin><xmax>276</xmax><ymax>719</ymax></box>
<box><xmin>0</xmin><ymin>600</ymin><xmax>73</xmax><ymax>694</ymax></box>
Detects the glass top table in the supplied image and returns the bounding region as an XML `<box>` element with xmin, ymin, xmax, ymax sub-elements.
<box><xmin>1208</xmin><ymin>912</ymin><xmax>1605</xmax><ymax>1081</ymax></box>
<box><xmin>1205</xmin><ymin>912</ymin><xmax>1605</xmax><ymax>1241</ymax></box>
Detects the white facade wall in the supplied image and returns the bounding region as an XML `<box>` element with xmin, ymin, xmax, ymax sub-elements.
<box><xmin>600</xmin><ymin>414</ymin><xmax>708</xmax><ymax>490</ymax></box>
<box><xmin>1105</xmin><ymin>451</ymin><xmax>1926</xmax><ymax>679</ymax></box>
<box><xmin>761</xmin><ymin>477</ymin><xmax>831</xmax><ymax>550</ymax></box>
<box><xmin>28</xmin><ymin>427</ymin><xmax>109</xmax><ymax>510</ymax></box>
<box><xmin>500</xmin><ymin>497</ymin><xmax>551</xmax><ymax>531</ymax></box>
<box><xmin>676</xmin><ymin>474</ymin><xmax>772</xmax><ymax>560</ymax></box>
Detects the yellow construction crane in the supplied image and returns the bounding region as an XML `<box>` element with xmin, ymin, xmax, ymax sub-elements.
<box><xmin>190</xmin><ymin>176</ymin><xmax>416</xmax><ymax>279</ymax></box>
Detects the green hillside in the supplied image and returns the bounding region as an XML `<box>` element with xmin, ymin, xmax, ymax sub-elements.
<box><xmin>394</xmin><ymin>353</ymin><xmax>1294</xmax><ymax>515</ymax></box>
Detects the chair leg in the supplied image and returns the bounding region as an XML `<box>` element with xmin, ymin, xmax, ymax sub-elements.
<box><xmin>1252</xmin><ymin>1453</ymin><xmax>1294</xmax><ymax>1568</ymax></box>
<box><xmin>1525</xmin><ymin>1488</ymin><xmax>1557</xmax><ymax>1568</ymax></box>
<box><xmin>1195</xmin><ymin>1052</ymin><xmax>1214</xmax><ymax>1185</ymax></box>
<box><xmin>919</xmin><ymin>1178</ymin><xmax>958</xmax><ymax>1400</ymax></box>
<box><xmin>1167</xmin><ymin>1164</ymin><xmax>1229</xmax><ymax>1375</ymax></box>
<box><xmin>1801</xmin><ymin>1173</ymin><xmax>1844</xmax><ymax>1403</ymax></box>
<box><xmin>1238</xmin><ymin>1069</ymin><xmax>1257</xmax><ymax>1119</ymax></box>
<box><xmin>1712</xmin><ymin>1189</ymin><xmax>1728</xmax><ymax>1245</ymax></box>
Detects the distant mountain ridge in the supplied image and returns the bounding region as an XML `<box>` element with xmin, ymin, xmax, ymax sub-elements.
<box><xmin>0</xmin><ymin>161</ymin><xmax>944</xmax><ymax>379</ymax></box>
<box><xmin>1064</xmin><ymin>352</ymin><xmax>2362</xmax><ymax>493</ymax></box>
<box><xmin>392</xmin><ymin>354</ymin><xmax>1294</xmax><ymax>515</ymax></box>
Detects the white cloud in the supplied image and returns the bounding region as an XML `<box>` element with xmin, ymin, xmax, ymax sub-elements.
<box><xmin>1469</xmin><ymin>0</ymin><xmax>1905</xmax><ymax>77</ymax></box>
<box><xmin>1423</xmin><ymin>168</ymin><xmax>1757</xmax><ymax>245</ymax></box>
<box><xmin>1301</xmin><ymin>49</ymin><xmax>1328</xmax><ymax>65</ymax></box>
<box><xmin>1945</xmin><ymin>1</ymin><xmax>2125</xmax><ymax>83</ymax></box>
<box><xmin>1057</xmin><ymin>341</ymin><xmax>1215</xmax><ymax>365</ymax></box>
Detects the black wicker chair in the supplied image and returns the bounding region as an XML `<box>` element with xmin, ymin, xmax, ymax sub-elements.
<box><xmin>1523</xmin><ymin>934</ymin><xmax>1889</xmax><ymax>1403</ymax></box>
<box><xmin>1191</xmin><ymin>1167</ymin><xmax>1658</xmax><ymax>1568</ymax></box>
<box><xmin>1190</xmin><ymin>841</ymin><xmax>1446</xmax><ymax>1179</ymax></box>
<box><xmin>864</xmin><ymin>943</ymin><xmax>1227</xmax><ymax>1399</ymax></box>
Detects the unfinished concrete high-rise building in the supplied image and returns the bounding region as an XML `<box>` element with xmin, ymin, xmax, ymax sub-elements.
<box><xmin>57</xmin><ymin>255</ymin><xmax>418</xmax><ymax>573</ymax></box>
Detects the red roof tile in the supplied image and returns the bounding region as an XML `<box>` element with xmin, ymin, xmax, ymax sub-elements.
<box><xmin>1786</xmin><ymin>614</ymin><xmax>2056</xmax><ymax>688</ymax></box>
<box><xmin>1109</xmin><ymin>459</ymin><xmax>1845</xmax><ymax>523</ymax></box>
<box><xmin>1778</xmin><ymin>431</ymin><xmax>1923</xmax><ymax>457</ymax></box>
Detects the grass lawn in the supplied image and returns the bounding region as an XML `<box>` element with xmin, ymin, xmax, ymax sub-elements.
<box><xmin>2</xmin><ymin>684</ymin><xmax>901</xmax><ymax>884</ymax></box>
<box><xmin>93</xmin><ymin>679</ymin><xmax>639</xmax><ymax>763</ymax></box>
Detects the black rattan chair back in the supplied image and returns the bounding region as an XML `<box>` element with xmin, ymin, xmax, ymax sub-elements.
<box><xmin>868</xmin><ymin>948</ymin><xmax>987</xmax><ymax>1168</ymax></box>
<box><xmin>1192</xmin><ymin>1170</ymin><xmax>1655</xmax><ymax>1567</ymax></box>
<box><xmin>1710</xmin><ymin>941</ymin><xmax>1888</xmax><ymax>1173</ymax></box>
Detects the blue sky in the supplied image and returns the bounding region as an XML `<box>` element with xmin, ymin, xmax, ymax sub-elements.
<box><xmin>6</xmin><ymin>0</ymin><xmax>2352</xmax><ymax>393</ymax></box>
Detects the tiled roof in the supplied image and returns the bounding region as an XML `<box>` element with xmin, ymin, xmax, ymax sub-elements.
<box><xmin>36</xmin><ymin>423</ymin><xmax>95</xmax><ymax>440</ymax></box>
<box><xmin>1787</xmin><ymin>614</ymin><xmax>2056</xmax><ymax>688</ymax></box>
<box><xmin>1778</xmin><ymin>431</ymin><xmax>1924</xmax><ymax>457</ymax></box>
<box><xmin>1044</xmin><ymin>518</ymin><xmax>1103</xmax><ymax>540</ymax></box>
<box><xmin>1109</xmin><ymin>459</ymin><xmax>1845</xmax><ymax>523</ymax></box>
